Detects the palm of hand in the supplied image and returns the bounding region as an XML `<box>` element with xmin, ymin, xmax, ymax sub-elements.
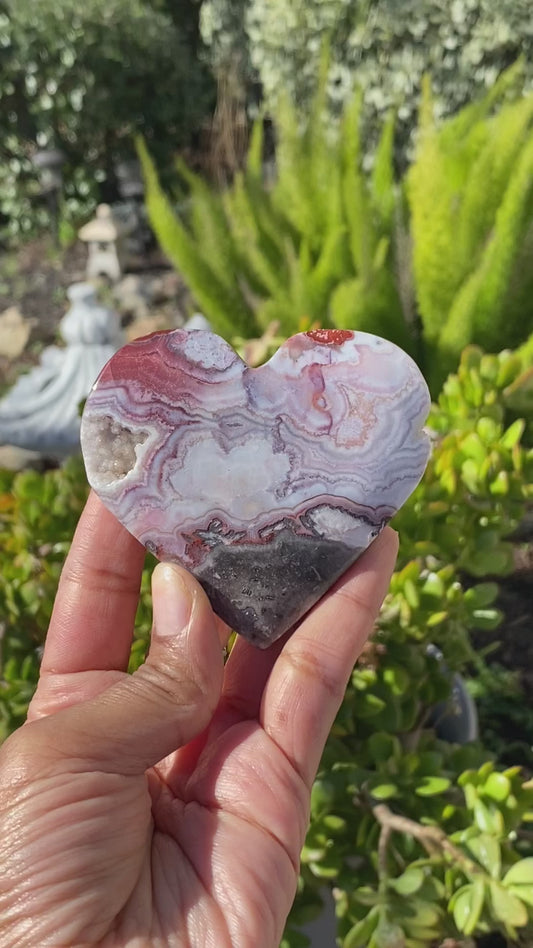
<box><xmin>0</xmin><ymin>495</ymin><xmax>397</xmax><ymax>948</ymax></box>
<box><xmin>14</xmin><ymin>705</ymin><xmax>304</xmax><ymax>947</ymax></box>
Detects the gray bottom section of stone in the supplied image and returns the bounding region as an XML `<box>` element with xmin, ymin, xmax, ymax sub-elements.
<box><xmin>194</xmin><ymin>526</ymin><xmax>372</xmax><ymax>648</ymax></box>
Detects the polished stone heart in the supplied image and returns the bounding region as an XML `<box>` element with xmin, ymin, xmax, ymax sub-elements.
<box><xmin>81</xmin><ymin>328</ymin><xmax>430</xmax><ymax>647</ymax></box>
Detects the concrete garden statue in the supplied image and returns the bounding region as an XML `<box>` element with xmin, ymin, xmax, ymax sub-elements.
<box><xmin>0</xmin><ymin>283</ymin><xmax>123</xmax><ymax>458</ymax></box>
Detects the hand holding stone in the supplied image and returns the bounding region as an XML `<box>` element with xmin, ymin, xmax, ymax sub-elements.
<box><xmin>0</xmin><ymin>492</ymin><xmax>398</xmax><ymax>948</ymax></box>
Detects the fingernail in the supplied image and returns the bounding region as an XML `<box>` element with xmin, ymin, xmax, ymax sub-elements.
<box><xmin>152</xmin><ymin>562</ymin><xmax>193</xmax><ymax>638</ymax></box>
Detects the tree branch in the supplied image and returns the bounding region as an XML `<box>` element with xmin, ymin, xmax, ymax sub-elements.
<box><xmin>372</xmin><ymin>803</ymin><xmax>482</xmax><ymax>876</ymax></box>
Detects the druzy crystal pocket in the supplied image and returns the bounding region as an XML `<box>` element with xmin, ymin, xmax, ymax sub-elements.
<box><xmin>81</xmin><ymin>328</ymin><xmax>431</xmax><ymax>647</ymax></box>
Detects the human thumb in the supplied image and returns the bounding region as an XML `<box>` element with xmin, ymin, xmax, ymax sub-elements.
<box><xmin>30</xmin><ymin>563</ymin><xmax>225</xmax><ymax>775</ymax></box>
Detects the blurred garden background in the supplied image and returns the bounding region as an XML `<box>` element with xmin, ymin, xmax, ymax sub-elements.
<box><xmin>1</xmin><ymin>1</ymin><xmax>533</xmax><ymax>946</ymax></box>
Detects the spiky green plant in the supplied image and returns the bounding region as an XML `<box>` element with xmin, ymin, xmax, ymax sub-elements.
<box><xmin>408</xmin><ymin>63</ymin><xmax>533</xmax><ymax>389</ymax></box>
<box><xmin>137</xmin><ymin>77</ymin><xmax>411</xmax><ymax>351</ymax></box>
<box><xmin>140</xmin><ymin>62</ymin><xmax>533</xmax><ymax>396</ymax></box>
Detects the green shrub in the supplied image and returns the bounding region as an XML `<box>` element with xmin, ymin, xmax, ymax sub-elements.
<box><xmin>0</xmin><ymin>458</ymin><xmax>87</xmax><ymax>737</ymax></box>
<box><xmin>0</xmin><ymin>457</ymin><xmax>153</xmax><ymax>738</ymax></box>
<box><xmin>202</xmin><ymin>0</ymin><xmax>533</xmax><ymax>162</ymax></box>
<box><xmin>200</xmin><ymin>0</ymin><xmax>249</xmax><ymax>79</ymax></box>
<box><xmin>0</xmin><ymin>0</ymin><xmax>212</xmax><ymax>241</ymax></box>
<box><xmin>284</xmin><ymin>341</ymin><xmax>533</xmax><ymax>946</ymax></box>
<box><xmin>140</xmin><ymin>69</ymin><xmax>533</xmax><ymax>394</ymax></box>
<box><xmin>396</xmin><ymin>344</ymin><xmax>533</xmax><ymax>573</ymax></box>
<box><xmin>1</xmin><ymin>340</ymin><xmax>533</xmax><ymax>945</ymax></box>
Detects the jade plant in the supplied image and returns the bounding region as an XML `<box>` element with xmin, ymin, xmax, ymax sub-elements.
<box><xmin>1</xmin><ymin>340</ymin><xmax>533</xmax><ymax>945</ymax></box>
<box><xmin>0</xmin><ymin>459</ymin><xmax>153</xmax><ymax>740</ymax></box>
<box><xmin>282</xmin><ymin>342</ymin><xmax>533</xmax><ymax>945</ymax></box>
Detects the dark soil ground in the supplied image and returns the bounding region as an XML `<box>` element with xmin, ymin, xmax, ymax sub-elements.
<box><xmin>0</xmin><ymin>237</ymin><xmax>87</xmax><ymax>390</ymax></box>
<box><xmin>3</xmin><ymin>237</ymin><xmax>87</xmax><ymax>332</ymax></box>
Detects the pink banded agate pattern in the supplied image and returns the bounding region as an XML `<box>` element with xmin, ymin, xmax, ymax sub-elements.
<box><xmin>81</xmin><ymin>328</ymin><xmax>431</xmax><ymax>647</ymax></box>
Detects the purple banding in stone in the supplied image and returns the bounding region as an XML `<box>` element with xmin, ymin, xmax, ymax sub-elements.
<box><xmin>81</xmin><ymin>328</ymin><xmax>431</xmax><ymax>647</ymax></box>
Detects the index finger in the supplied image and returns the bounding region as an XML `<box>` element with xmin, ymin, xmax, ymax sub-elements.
<box><xmin>40</xmin><ymin>490</ymin><xmax>146</xmax><ymax>676</ymax></box>
<box><xmin>260</xmin><ymin>527</ymin><xmax>399</xmax><ymax>789</ymax></box>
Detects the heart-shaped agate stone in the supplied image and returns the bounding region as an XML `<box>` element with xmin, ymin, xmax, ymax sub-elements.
<box><xmin>81</xmin><ymin>328</ymin><xmax>430</xmax><ymax>647</ymax></box>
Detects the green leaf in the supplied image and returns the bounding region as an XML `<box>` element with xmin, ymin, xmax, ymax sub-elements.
<box><xmin>322</xmin><ymin>814</ymin><xmax>347</xmax><ymax>834</ymax></box>
<box><xmin>369</xmin><ymin>782</ymin><xmax>399</xmax><ymax>801</ymax></box>
<box><xmin>383</xmin><ymin>666</ymin><xmax>411</xmax><ymax>696</ymax></box>
<box><xmin>503</xmin><ymin>858</ymin><xmax>533</xmax><ymax>887</ymax></box>
<box><xmin>415</xmin><ymin>776</ymin><xmax>451</xmax><ymax>797</ymax></box>
<box><xmin>471</xmin><ymin>608</ymin><xmax>502</xmax><ymax>631</ymax></box>
<box><xmin>358</xmin><ymin>693</ymin><xmax>387</xmax><ymax>717</ymax></box>
<box><xmin>465</xmin><ymin>582</ymin><xmax>499</xmax><ymax>608</ymax></box>
<box><xmin>482</xmin><ymin>772</ymin><xmax>511</xmax><ymax>802</ymax></box>
<box><xmin>310</xmin><ymin>778</ymin><xmax>336</xmax><ymax>815</ymax></box>
<box><xmin>426</xmin><ymin>610</ymin><xmax>449</xmax><ymax>627</ymax></box>
<box><xmin>464</xmin><ymin>878</ymin><xmax>486</xmax><ymax>936</ymax></box>
<box><xmin>452</xmin><ymin>884</ymin><xmax>477</xmax><ymax>933</ymax></box>
<box><xmin>367</xmin><ymin>732</ymin><xmax>401</xmax><ymax>765</ymax></box>
<box><xmin>489</xmin><ymin>881</ymin><xmax>529</xmax><ymax>928</ymax></box>
<box><xmin>467</xmin><ymin>834</ymin><xmax>501</xmax><ymax>878</ymax></box>
<box><xmin>344</xmin><ymin>907</ymin><xmax>380</xmax><ymax>948</ymax></box>
<box><xmin>461</xmin><ymin>432</ymin><xmax>486</xmax><ymax>463</ymax></box>
<box><xmin>354</xmin><ymin>886</ymin><xmax>381</xmax><ymax>906</ymax></box>
<box><xmin>389</xmin><ymin>868</ymin><xmax>425</xmax><ymax>896</ymax></box>
<box><xmin>408</xmin><ymin>900</ymin><xmax>441</xmax><ymax>929</ymax></box>
<box><xmin>421</xmin><ymin>571</ymin><xmax>445</xmax><ymax>598</ymax></box>
<box><xmin>507</xmin><ymin>886</ymin><xmax>533</xmax><ymax>910</ymax></box>
<box><xmin>280</xmin><ymin>930</ymin><xmax>310</xmax><ymax>948</ymax></box>
<box><xmin>403</xmin><ymin>579</ymin><xmax>420</xmax><ymax>609</ymax></box>
<box><xmin>478</xmin><ymin>762</ymin><xmax>496</xmax><ymax>782</ymax></box>
<box><xmin>374</xmin><ymin>919</ymin><xmax>405</xmax><ymax>948</ymax></box>
<box><xmin>500</xmin><ymin>418</ymin><xmax>525</xmax><ymax>449</ymax></box>
<box><xmin>461</xmin><ymin>458</ymin><xmax>480</xmax><ymax>493</ymax></box>
<box><xmin>308</xmin><ymin>860</ymin><xmax>341</xmax><ymax>880</ymax></box>
<box><xmin>489</xmin><ymin>470</ymin><xmax>509</xmax><ymax>496</ymax></box>
<box><xmin>473</xmin><ymin>799</ymin><xmax>503</xmax><ymax>834</ymax></box>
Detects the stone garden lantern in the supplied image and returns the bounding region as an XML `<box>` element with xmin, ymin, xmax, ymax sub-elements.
<box><xmin>78</xmin><ymin>203</ymin><xmax>132</xmax><ymax>282</ymax></box>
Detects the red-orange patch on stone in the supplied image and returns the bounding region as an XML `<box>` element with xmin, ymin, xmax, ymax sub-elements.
<box><xmin>306</xmin><ymin>329</ymin><xmax>354</xmax><ymax>345</ymax></box>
